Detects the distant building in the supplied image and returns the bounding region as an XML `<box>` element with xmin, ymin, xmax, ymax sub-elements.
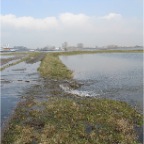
<box><xmin>106</xmin><ymin>45</ymin><xmax>118</xmax><ymax>48</ymax></box>
<box><xmin>55</xmin><ymin>47</ymin><xmax>59</xmax><ymax>50</ymax></box>
<box><xmin>77</xmin><ymin>43</ymin><xmax>84</xmax><ymax>48</ymax></box>
<box><xmin>1</xmin><ymin>44</ymin><xmax>17</xmax><ymax>52</ymax></box>
<box><xmin>13</xmin><ymin>46</ymin><xmax>28</xmax><ymax>51</ymax></box>
<box><xmin>62</xmin><ymin>42</ymin><xmax>68</xmax><ymax>51</ymax></box>
<box><xmin>134</xmin><ymin>45</ymin><xmax>143</xmax><ymax>48</ymax></box>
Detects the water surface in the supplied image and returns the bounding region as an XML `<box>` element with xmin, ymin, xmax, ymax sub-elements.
<box><xmin>1</xmin><ymin>55</ymin><xmax>15</xmax><ymax>59</ymax></box>
<box><xmin>60</xmin><ymin>53</ymin><xmax>143</xmax><ymax>110</ymax></box>
<box><xmin>1</xmin><ymin>61</ymin><xmax>40</xmax><ymax>127</ymax></box>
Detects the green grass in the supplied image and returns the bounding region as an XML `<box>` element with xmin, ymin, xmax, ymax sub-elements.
<box><xmin>38</xmin><ymin>53</ymin><xmax>73</xmax><ymax>79</ymax></box>
<box><xmin>2</xmin><ymin>97</ymin><xmax>142</xmax><ymax>144</ymax></box>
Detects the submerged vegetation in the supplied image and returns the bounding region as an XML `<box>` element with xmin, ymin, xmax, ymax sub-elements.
<box><xmin>2</xmin><ymin>50</ymin><xmax>143</xmax><ymax>144</ymax></box>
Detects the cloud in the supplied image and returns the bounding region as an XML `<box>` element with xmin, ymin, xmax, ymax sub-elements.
<box><xmin>0</xmin><ymin>13</ymin><xmax>123</xmax><ymax>31</ymax></box>
<box><xmin>1</xmin><ymin>14</ymin><xmax>58</xmax><ymax>30</ymax></box>
<box><xmin>59</xmin><ymin>13</ymin><xmax>90</xmax><ymax>26</ymax></box>
<box><xmin>1</xmin><ymin>13</ymin><xmax>91</xmax><ymax>30</ymax></box>
<box><xmin>100</xmin><ymin>13</ymin><xmax>122</xmax><ymax>20</ymax></box>
<box><xmin>1</xmin><ymin>13</ymin><xmax>142</xmax><ymax>48</ymax></box>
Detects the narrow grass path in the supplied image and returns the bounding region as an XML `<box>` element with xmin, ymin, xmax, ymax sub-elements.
<box><xmin>38</xmin><ymin>53</ymin><xmax>73</xmax><ymax>79</ymax></box>
<box><xmin>2</xmin><ymin>97</ymin><xmax>142</xmax><ymax>144</ymax></box>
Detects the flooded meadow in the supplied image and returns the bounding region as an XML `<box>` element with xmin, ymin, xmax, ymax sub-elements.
<box><xmin>1</xmin><ymin>62</ymin><xmax>40</xmax><ymax>127</ymax></box>
<box><xmin>60</xmin><ymin>53</ymin><xmax>143</xmax><ymax>111</ymax></box>
<box><xmin>1</xmin><ymin>51</ymin><xmax>143</xmax><ymax>144</ymax></box>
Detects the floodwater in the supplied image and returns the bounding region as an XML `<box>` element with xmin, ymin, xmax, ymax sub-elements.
<box><xmin>60</xmin><ymin>53</ymin><xmax>143</xmax><ymax>111</ymax></box>
<box><xmin>1</xmin><ymin>55</ymin><xmax>15</xmax><ymax>59</ymax></box>
<box><xmin>1</xmin><ymin>61</ymin><xmax>41</xmax><ymax>127</ymax></box>
<box><xmin>0</xmin><ymin>54</ymin><xmax>26</xmax><ymax>68</ymax></box>
<box><xmin>0</xmin><ymin>59</ymin><xmax>22</xmax><ymax>68</ymax></box>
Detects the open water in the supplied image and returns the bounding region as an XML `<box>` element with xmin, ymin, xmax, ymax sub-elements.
<box><xmin>60</xmin><ymin>53</ymin><xmax>143</xmax><ymax>111</ymax></box>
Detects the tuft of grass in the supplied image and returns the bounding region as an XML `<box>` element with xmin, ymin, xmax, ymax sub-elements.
<box><xmin>2</xmin><ymin>97</ymin><xmax>142</xmax><ymax>144</ymax></box>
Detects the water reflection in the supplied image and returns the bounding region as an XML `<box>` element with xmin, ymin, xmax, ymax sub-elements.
<box><xmin>60</xmin><ymin>53</ymin><xmax>143</xmax><ymax>111</ymax></box>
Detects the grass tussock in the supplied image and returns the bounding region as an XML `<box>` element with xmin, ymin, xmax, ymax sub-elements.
<box><xmin>2</xmin><ymin>97</ymin><xmax>142</xmax><ymax>144</ymax></box>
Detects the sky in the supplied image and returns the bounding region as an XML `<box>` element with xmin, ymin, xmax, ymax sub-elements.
<box><xmin>1</xmin><ymin>0</ymin><xmax>143</xmax><ymax>49</ymax></box>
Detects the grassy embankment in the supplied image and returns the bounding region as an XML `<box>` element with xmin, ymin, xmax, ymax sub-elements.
<box><xmin>2</xmin><ymin>50</ymin><xmax>143</xmax><ymax>144</ymax></box>
<box><xmin>38</xmin><ymin>52</ymin><xmax>73</xmax><ymax>79</ymax></box>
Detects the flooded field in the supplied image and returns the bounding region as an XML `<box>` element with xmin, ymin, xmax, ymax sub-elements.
<box><xmin>1</xmin><ymin>60</ymin><xmax>41</xmax><ymax>127</ymax></box>
<box><xmin>1</xmin><ymin>55</ymin><xmax>15</xmax><ymax>59</ymax></box>
<box><xmin>1</xmin><ymin>51</ymin><xmax>143</xmax><ymax>144</ymax></box>
<box><xmin>60</xmin><ymin>53</ymin><xmax>143</xmax><ymax>111</ymax></box>
<box><xmin>0</xmin><ymin>54</ymin><xmax>27</xmax><ymax>69</ymax></box>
